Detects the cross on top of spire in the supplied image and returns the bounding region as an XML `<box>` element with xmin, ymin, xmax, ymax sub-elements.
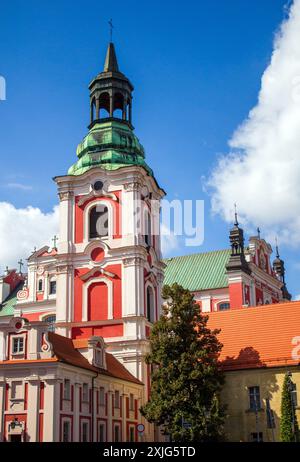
<box><xmin>108</xmin><ymin>19</ymin><xmax>114</xmax><ymax>43</ymax></box>
<box><xmin>234</xmin><ymin>203</ymin><xmax>239</xmax><ymax>227</ymax></box>
<box><xmin>52</xmin><ymin>235</ymin><xmax>59</xmax><ymax>249</ymax></box>
<box><xmin>257</xmin><ymin>227</ymin><xmax>261</xmax><ymax>239</ymax></box>
<box><xmin>18</xmin><ymin>259</ymin><xmax>24</xmax><ymax>274</ymax></box>
<box><xmin>275</xmin><ymin>237</ymin><xmax>280</xmax><ymax>259</ymax></box>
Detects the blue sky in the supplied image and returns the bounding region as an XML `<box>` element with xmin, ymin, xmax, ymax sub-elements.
<box><xmin>1</xmin><ymin>0</ymin><xmax>299</xmax><ymax>297</ymax></box>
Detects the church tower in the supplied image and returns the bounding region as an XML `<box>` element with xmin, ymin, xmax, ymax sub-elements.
<box><xmin>54</xmin><ymin>42</ymin><xmax>166</xmax><ymax>389</ymax></box>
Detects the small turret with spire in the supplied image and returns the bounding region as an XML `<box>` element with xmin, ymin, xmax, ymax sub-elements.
<box><xmin>226</xmin><ymin>205</ymin><xmax>251</xmax><ymax>275</ymax></box>
<box><xmin>273</xmin><ymin>239</ymin><xmax>291</xmax><ymax>301</ymax></box>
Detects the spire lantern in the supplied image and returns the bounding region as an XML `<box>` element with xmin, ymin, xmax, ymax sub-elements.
<box><xmin>226</xmin><ymin>208</ymin><xmax>251</xmax><ymax>275</ymax></box>
<box><xmin>89</xmin><ymin>42</ymin><xmax>134</xmax><ymax>128</ymax></box>
<box><xmin>272</xmin><ymin>240</ymin><xmax>292</xmax><ymax>301</ymax></box>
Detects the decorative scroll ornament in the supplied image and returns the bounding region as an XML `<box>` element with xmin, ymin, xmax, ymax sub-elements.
<box><xmin>17</xmin><ymin>288</ymin><xmax>29</xmax><ymax>301</ymax></box>
<box><xmin>41</xmin><ymin>333</ymin><xmax>52</xmax><ymax>353</ymax></box>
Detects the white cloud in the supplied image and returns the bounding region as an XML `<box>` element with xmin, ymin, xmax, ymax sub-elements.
<box><xmin>161</xmin><ymin>224</ymin><xmax>180</xmax><ymax>256</ymax></box>
<box><xmin>294</xmin><ymin>294</ymin><xmax>300</xmax><ymax>301</ymax></box>
<box><xmin>207</xmin><ymin>0</ymin><xmax>300</xmax><ymax>247</ymax></box>
<box><xmin>6</xmin><ymin>183</ymin><xmax>33</xmax><ymax>191</ymax></box>
<box><xmin>0</xmin><ymin>202</ymin><xmax>59</xmax><ymax>271</ymax></box>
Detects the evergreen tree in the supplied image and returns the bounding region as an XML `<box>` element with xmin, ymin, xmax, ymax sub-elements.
<box><xmin>280</xmin><ymin>373</ymin><xmax>299</xmax><ymax>442</ymax></box>
<box><xmin>141</xmin><ymin>283</ymin><xmax>225</xmax><ymax>442</ymax></box>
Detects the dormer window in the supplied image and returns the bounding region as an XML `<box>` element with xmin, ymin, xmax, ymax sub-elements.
<box><xmin>12</xmin><ymin>337</ymin><xmax>24</xmax><ymax>355</ymax></box>
<box><xmin>218</xmin><ymin>303</ymin><xmax>230</xmax><ymax>312</ymax></box>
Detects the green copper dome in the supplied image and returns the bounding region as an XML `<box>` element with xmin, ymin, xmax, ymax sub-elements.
<box><xmin>68</xmin><ymin>120</ymin><xmax>153</xmax><ymax>176</ymax></box>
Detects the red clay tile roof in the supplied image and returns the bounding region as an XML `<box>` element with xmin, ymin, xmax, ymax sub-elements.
<box><xmin>49</xmin><ymin>332</ymin><xmax>98</xmax><ymax>372</ymax></box>
<box><xmin>49</xmin><ymin>332</ymin><xmax>142</xmax><ymax>385</ymax></box>
<box><xmin>106</xmin><ymin>353</ymin><xmax>142</xmax><ymax>385</ymax></box>
<box><xmin>207</xmin><ymin>301</ymin><xmax>300</xmax><ymax>371</ymax></box>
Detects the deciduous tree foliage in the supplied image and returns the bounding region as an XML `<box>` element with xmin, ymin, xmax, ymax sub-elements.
<box><xmin>141</xmin><ymin>283</ymin><xmax>225</xmax><ymax>442</ymax></box>
<box><xmin>280</xmin><ymin>374</ymin><xmax>299</xmax><ymax>442</ymax></box>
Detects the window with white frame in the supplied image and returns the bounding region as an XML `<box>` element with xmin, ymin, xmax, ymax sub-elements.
<box><xmin>129</xmin><ymin>426</ymin><xmax>135</xmax><ymax>442</ymax></box>
<box><xmin>12</xmin><ymin>336</ymin><xmax>24</xmax><ymax>355</ymax></box>
<box><xmin>82</xmin><ymin>383</ymin><xmax>89</xmax><ymax>402</ymax></box>
<box><xmin>62</xmin><ymin>420</ymin><xmax>71</xmax><ymax>442</ymax></box>
<box><xmin>63</xmin><ymin>379</ymin><xmax>71</xmax><ymax>400</ymax></box>
<box><xmin>218</xmin><ymin>302</ymin><xmax>230</xmax><ymax>312</ymax></box>
<box><xmin>129</xmin><ymin>393</ymin><xmax>134</xmax><ymax>411</ymax></box>
<box><xmin>114</xmin><ymin>390</ymin><xmax>120</xmax><ymax>409</ymax></box>
<box><xmin>11</xmin><ymin>381</ymin><xmax>23</xmax><ymax>400</ymax></box>
<box><xmin>38</xmin><ymin>279</ymin><xmax>43</xmax><ymax>292</ymax></box>
<box><xmin>98</xmin><ymin>422</ymin><xmax>106</xmax><ymax>442</ymax></box>
<box><xmin>146</xmin><ymin>286</ymin><xmax>155</xmax><ymax>323</ymax></box>
<box><xmin>248</xmin><ymin>386</ymin><xmax>261</xmax><ymax>411</ymax></box>
<box><xmin>114</xmin><ymin>423</ymin><xmax>121</xmax><ymax>442</ymax></box>
<box><xmin>94</xmin><ymin>347</ymin><xmax>104</xmax><ymax>368</ymax></box>
<box><xmin>43</xmin><ymin>315</ymin><xmax>56</xmax><ymax>332</ymax></box>
<box><xmin>81</xmin><ymin>421</ymin><xmax>89</xmax><ymax>442</ymax></box>
<box><xmin>99</xmin><ymin>387</ymin><xmax>105</xmax><ymax>407</ymax></box>
<box><xmin>49</xmin><ymin>279</ymin><xmax>57</xmax><ymax>295</ymax></box>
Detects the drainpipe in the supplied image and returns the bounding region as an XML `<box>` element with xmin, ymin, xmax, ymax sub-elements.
<box><xmin>92</xmin><ymin>373</ymin><xmax>98</xmax><ymax>442</ymax></box>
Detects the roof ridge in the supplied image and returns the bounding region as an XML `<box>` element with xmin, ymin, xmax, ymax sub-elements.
<box><xmin>163</xmin><ymin>248</ymin><xmax>230</xmax><ymax>261</ymax></box>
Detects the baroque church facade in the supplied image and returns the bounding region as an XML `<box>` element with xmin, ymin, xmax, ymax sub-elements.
<box><xmin>0</xmin><ymin>43</ymin><xmax>293</xmax><ymax>443</ymax></box>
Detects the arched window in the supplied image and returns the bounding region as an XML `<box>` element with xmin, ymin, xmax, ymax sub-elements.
<box><xmin>113</xmin><ymin>92</ymin><xmax>124</xmax><ymax>119</ymax></box>
<box><xmin>90</xmin><ymin>97</ymin><xmax>96</xmax><ymax>123</ymax></box>
<box><xmin>43</xmin><ymin>315</ymin><xmax>56</xmax><ymax>332</ymax></box>
<box><xmin>99</xmin><ymin>92</ymin><xmax>110</xmax><ymax>119</ymax></box>
<box><xmin>144</xmin><ymin>210</ymin><xmax>152</xmax><ymax>247</ymax></box>
<box><xmin>89</xmin><ymin>205</ymin><xmax>109</xmax><ymax>239</ymax></box>
<box><xmin>38</xmin><ymin>279</ymin><xmax>43</xmax><ymax>292</ymax></box>
<box><xmin>146</xmin><ymin>286</ymin><xmax>155</xmax><ymax>323</ymax></box>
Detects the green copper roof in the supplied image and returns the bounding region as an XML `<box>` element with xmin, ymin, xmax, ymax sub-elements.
<box><xmin>0</xmin><ymin>282</ymin><xmax>23</xmax><ymax>318</ymax></box>
<box><xmin>68</xmin><ymin>120</ymin><xmax>153</xmax><ymax>176</ymax></box>
<box><xmin>163</xmin><ymin>249</ymin><xmax>231</xmax><ymax>292</ymax></box>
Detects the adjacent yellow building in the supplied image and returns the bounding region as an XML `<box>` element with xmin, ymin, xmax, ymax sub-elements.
<box><xmin>208</xmin><ymin>301</ymin><xmax>300</xmax><ymax>442</ymax></box>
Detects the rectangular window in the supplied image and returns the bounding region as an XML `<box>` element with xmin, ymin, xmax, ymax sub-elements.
<box><xmin>249</xmin><ymin>386</ymin><xmax>261</xmax><ymax>411</ymax></box>
<box><xmin>64</xmin><ymin>379</ymin><xmax>71</xmax><ymax>400</ymax></box>
<box><xmin>250</xmin><ymin>432</ymin><xmax>263</xmax><ymax>443</ymax></box>
<box><xmin>12</xmin><ymin>337</ymin><xmax>24</xmax><ymax>355</ymax></box>
<box><xmin>82</xmin><ymin>383</ymin><xmax>89</xmax><ymax>402</ymax></box>
<box><xmin>114</xmin><ymin>424</ymin><xmax>121</xmax><ymax>442</ymax></box>
<box><xmin>114</xmin><ymin>391</ymin><xmax>120</xmax><ymax>409</ymax></box>
<box><xmin>291</xmin><ymin>383</ymin><xmax>298</xmax><ymax>408</ymax></box>
<box><xmin>11</xmin><ymin>381</ymin><xmax>23</xmax><ymax>400</ymax></box>
<box><xmin>99</xmin><ymin>387</ymin><xmax>105</xmax><ymax>406</ymax></box>
<box><xmin>218</xmin><ymin>303</ymin><xmax>230</xmax><ymax>311</ymax></box>
<box><xmin>50</xmin><ymin>280</ymin><xmax>57</xmax><ymax>295</ymax></box>
<box><xmin>63</xmin><ymin>421</ymin><xmax>71</xmax><ymax>442</ymax></box>
<box><xmin>82</xmin><ymin>422</ymin><xmax>89</xmax><ymax>442</ymax></box>
<box><xmin>98</xmin><ymin>423</ymin><xmax>106</xmax><ymax>442</ymax></box>
<box><xmin>129</xmin><ymin>426</ymin><xmax>135</xmax><ymax>442</ymax></box>
<box><xmin>129</xmin><ymin>393</ymin><xmax>134</xmax><ymax>411</ymax></box>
